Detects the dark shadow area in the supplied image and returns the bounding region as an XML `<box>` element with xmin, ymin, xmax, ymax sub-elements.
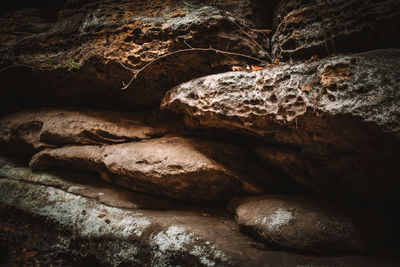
<box><xmin>0</xmin><ymin>0</ymin><xmax>68</xmax><ymax>17</ymax></box>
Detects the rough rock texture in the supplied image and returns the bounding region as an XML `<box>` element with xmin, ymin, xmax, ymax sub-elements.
<box><xmin>0</xmin><ymin>0</ymin><xmax>271</xmax><ymax>115</ymax></box>
<box><xmin>162</xmin><ymin>49</ymin><xmax>400</xmax><ymax>198</ymax></box>
<box><xmin>228</xmin><ymin>195</ymin><xmax>376</xmax><ymax>254</ymax></box>
<box><xmin>28</xmin><ymin>136</ymin><xmax>290</xmax><ymax>203</ymax></box>
<box><xmin>0</xmin><ymin>108</ymin><xmax>176</xmax><ymax>156</ymax></box>
<box><xmin>272</xmin><ymin>0</ymin><xmax>400</xmax><ymax>60</ymax></box>
<box><xmin>0</xmin><ymin>156</ymin><xmax>184</xmax><ymax>210</ymax></box>
<box><xmin>1</xmin><ymin>166</ymin><xmax>398</xmax><ymax>266</ymax></box>
<box><xmin>1</xmin><ymin>0</ymin><xmax>400</xmax><ymax>264</ymax></box>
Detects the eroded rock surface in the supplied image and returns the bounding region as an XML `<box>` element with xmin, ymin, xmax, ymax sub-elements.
<box><xmin>1</xmin><ymin>170</ymin><xmax>397</xmax><ymax>266</ymax></box>
<box><xmin>0</xmin><ymin>156</ymin><xmax>184</xmax><ymax>210</ymax></box>
<box><xmin>272</xmin><ymin>0</ymin><xmax>400</xmax><ymax>60</ymax></box>
<box><xmin>0</xmin><ymin>0</ymin><xmax>271</xmax><ymax>115</ymax></box>
<box><xmin>1</xmin><ymin>0</ymin><xmax>400</xmax><ymax>264</ymax></box>
<box><xmin>28</xmin><ymin>136</ymin><xmax>290</xmax><ymax>203</ymax></box>
<box><xmin>0</xmin><ymin>108</ymin><xmax>176</xmax><ymax>156</ymax></box>
<box><xmin>162</xmin><ymin>49</ymin><xmax>400</xmax><ymax>197</ymax></box>
<box><xmin>228</xmin><ymin>195</ymin><xmax>387</xmax><ymax>254</ymax></box>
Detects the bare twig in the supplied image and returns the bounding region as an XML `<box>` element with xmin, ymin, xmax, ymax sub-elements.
<box><xmin>227</xmin><ymin>16</ymin><xmax>273</xmax><ymax>62</ymax></box>
<box><xmin>121</xmin><ymin>47</ymin><xmax>267</xmax><ymax>90</ymax></box>
<box><xmin>119</xmin><ymin>62</ymin><xmax>135</xmax><ymax>71</ymax></box>
<box><xmin>183</xmin><ymin>40</ymin><xmax>193</xmax><ymax>49</ymax></box>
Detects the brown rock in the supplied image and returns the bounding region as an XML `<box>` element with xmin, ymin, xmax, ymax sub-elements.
<box><xmin>228</xmin><ymin>195</ymin><xmax>368</xmax><ymax>254</ymax></box>
<box><xmin>162</xmin><ymin>49</ymin><xmax>400</xmax><ymax>198</ymax></box>
<box><xmin>0</xmin><ymin>0</ymin><xmax>270</xmax><ymax>115</ymax></box>
<box><xmin>0</xmin><ymin>155</ymin><xmax>185</xmax><ymax>210</ymax></box>
<box><xmin>0</xmin><ymin>108</ymin><xmax>174</xmax><ymax>156</ymax></box>
<box><xmin>272</xmin><ymin>0</ymin><xmax>400</xmax><ymax>60</ymax></box>
<box><xmin>29</xmin><ymin>136</ymin><xmax>288</xmax><ymax>203</ymax></box>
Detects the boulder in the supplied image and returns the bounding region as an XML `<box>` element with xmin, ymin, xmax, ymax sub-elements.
<box><xmin>228</xmin><ymin>195</ymin><xmax>375</xmax><ymax>254</ymax></box>
<box><xmin>0</xmin><ymin>0</ymin><xmax>271</xmax><ymax>115</ymax></box>
<box><xmin>0</xmin><ymin>108</ymin><xmax>175</xmax><ymax>156</ymax></box>
<box><xmin>28</xmin><ymin>136</ymin><xmax>289</xmax><ymax>203</ymax></box>
<box><xmin>162</xmin><ymin>49</ymin><xmax>400</xmax><ymax>198</ymax></box>
<box><xmin>272</xmin><ymin>0</ymin><xmax>400</xmax><ymax>60</ymax></box>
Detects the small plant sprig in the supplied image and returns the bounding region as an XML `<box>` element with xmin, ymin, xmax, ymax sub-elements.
<box><xmin>64</xmin><ymin>58</ymin><xmax>80</xmax><ymax>71</ymax></box>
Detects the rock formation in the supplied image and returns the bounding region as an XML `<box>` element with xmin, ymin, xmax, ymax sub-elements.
<box><xmin>28</xmin><ymin>136</ymin><xmax>285</xmax><ymax>203</ymax></box>
<box><xmin>272</xmin><ymin>0</ymin><xmax>400</xmax><ymax>60</ymax></box>
<box><xmin>228</xmin><ymin>195</ymin><xmax>378</xmax><ymax>254</ymax></box>
<box><xmin>162</xmin><ymin>49</ymin><xmax>400</xmax><ymax>198</ymax></box>
<box><xmin>1</xmin><ymin>0</ymin><xmax>399</xmax><ymax>266</ymax></box>
<box><xmin>0</xmin><ymin>0</ymin><xmax>271</xmax><ymax>115</ymax></box>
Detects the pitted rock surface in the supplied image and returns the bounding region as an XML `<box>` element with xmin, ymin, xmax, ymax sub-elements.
<box><xmin>272</xmin><ymin>0</ymin><xmax>400</xmax><ymax>60</ymax></box>
<box><xmin>163</xmin><ymin>49</ymin><xmax>400</xmax><ymax>134</ymax></box>
<box><xmin>28</xmin><ymin>136</ymin><xmax>290</xmax><ymax>203</ymax></box>
<box><xmin>162</xmin><ymin>49</ymin><xmax>400</xmax><ymax>197</ymax></box>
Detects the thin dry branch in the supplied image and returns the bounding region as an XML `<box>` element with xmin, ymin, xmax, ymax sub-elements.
<box><xmin>121</xmin><ymin>47</ymin><xmax>267</xmax><ymax>90</ymax></box>
<box><xmin>227</xmin><ymin>16</ymin><xmax>273</xmax><ymax>62</ymax></box>
<box><xmin>119</xmin><ymin>62</ymin><xmax>135</xmax><ymax>72</ymax></box>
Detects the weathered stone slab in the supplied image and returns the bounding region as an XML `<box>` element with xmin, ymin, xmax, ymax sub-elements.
<box><xmin>0</xmin><ymin>108</ymin><xmax>174</xmax><ymax>156</ymax></box>
<box><xmin>162</xmin><ymin>49</ymin><xmax>400</xmax><ymax>197</ymax></box>
<box><xmin>28</xmin><ymin>136</ymin><xmax>287</xmax><ymax>202</ymax></box>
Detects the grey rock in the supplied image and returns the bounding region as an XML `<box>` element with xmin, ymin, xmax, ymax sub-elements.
<box><xmin>1</xmin><ymin>168</ymin><xmax>398</xmax><ymax>266</ymax></box>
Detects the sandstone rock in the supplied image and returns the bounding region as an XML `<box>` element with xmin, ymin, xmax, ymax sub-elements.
<box><xmin>272</xmin><ymin>0</ymin><xmax>400</xmax><ymax>60</ymax></box>
<box><xmin>0</xmin><ymin>108</ymin><xmax>174</xmax><ymax>156</ymax></box>
<box><xmin>1</xmin><ymin>174</ymin><xmax>397</xmax><ymax>266</ymax></box>
<box><xmin>0</xmin><ymin>155</ymin><xmax>184</xmax><ymax>210</ymax></box>
<box><xmin>28</xmin><ymin>136</ymin><xmax>289</xmax><ymax>203</ymax></box>
<box><xmin>162</xmin><ymin>49</ymin><xmax>400</xmax><ymax>198</ymax></box>
<box><xmin>228</xmin><ymin>195</ymin><xmax>371</xmax><ymax>254</ymax></box>
<box><xmin>0</xmin><ymin>0</ymin><xmax>271</xmax><ymax>115</ymax></box>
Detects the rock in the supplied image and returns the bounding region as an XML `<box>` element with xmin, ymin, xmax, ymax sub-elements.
<box><xmin>0</xmin><ymin>0</ymin><xmax>271</xmax><ymax>115</ymax></box>
<box><xmin>272</xmin><ymin>0</ymin><xmax>400</xmax><ymax>60</ymax></box>
<box><xmin>1</xmin><ymin>173</ymin><xmax>397</xmax><ymax>266</ymax></box>
<box><xmin>228</xmin><ymin>195</ymin><xmax>374</xmax><ymax>254</ymax></box>
<box><xmin>0</xmin><ymin>108</ymin><xmax>175</xmax><ymax>157</ymax></box>
<box><xmin>0</xmin><ymin>155</ymin><xmax>185</xmax><ymax>210</ymax></box>
<box><xmin>162</xmin><ymin>49</ymin><xmax>400</xmax><ymax>198</ymax></box>
<box><xmin>28</xmin><ymin>136</ymin><xmax>290</xmax><ymax>203</ymax></box>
